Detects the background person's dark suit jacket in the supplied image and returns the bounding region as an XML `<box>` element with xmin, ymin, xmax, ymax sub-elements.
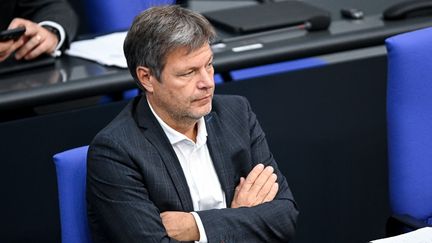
<box><xmin>87</xmin><ymin>94</ymin><xmax>299</xmax><ymax>243</ymax></box>
<box><xmin>0</xmin><ymin>0</ymin><xmax>78</xmax><ymax>48</ymax></box>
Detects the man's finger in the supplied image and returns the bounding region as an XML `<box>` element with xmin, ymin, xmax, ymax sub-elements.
<box><xmin>233</xmin><ymin>177</ymin><xmax>245</xmax><ymax>196</ymax></box>
<box><xmin>9</xmin><ymin>18</ymin><xmax>38</xmax><ymax>37</ymax></box>
<box><xmin>0</xmin><ymin>40</ymin><xmax>14</xmax><ymax>53</ymax></box>
<box><xmin>0</xmin><ymin>40</ymin><xmax>14</xmax><ymax>61</ymax></box>
<box><xmin>15</xmin><ymin>34</ymin><xmax>42</xmax><ymax>60</ymax></box>
<box><xmin>24</xmin><ymin>40</ymin><xmax>51</xmax><ymax>60</ymax></box>
<box><xmin>241</xmin><ymin>163</ymin><xmax>264</xmax><ymax>192</ymax></box>
<box><xmin>263</xmin><ymin>182</ymin><xmax>279</xmax><ymax>203</ymax></box>
<box><xmin>254</xmin><ymin>172</ymin><xmax>277</xmax><ymax>204</ymax></box>
<box><xmin>248</xmin><ymin>166</ymin><xmax>274</xmax><ymax>196</ymax></box>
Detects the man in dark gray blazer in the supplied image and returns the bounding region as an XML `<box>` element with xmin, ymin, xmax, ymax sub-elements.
<box><xmin>0</xmin><ymin>0</ymin><xmax>78</xmax><ymax>62</ymax></box>
<box><xmin>87</xmin><ymin>5</ymin><xmax>298</xmax><ymax>243</ymax></box>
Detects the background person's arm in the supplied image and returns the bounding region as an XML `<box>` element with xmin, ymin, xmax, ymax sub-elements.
<box><xmin>0</xmin><ymin>0</ymin><xmax>79</xmax><ymax>61</ymax></box>
<box><xmin>17</xmin><ymin>0</ymin><xmax>78</xmax><ymax>48</ymax></box>
<box><xmin>8</xmin><ymin>18</ymin><xmax>59</xmax><ymax>60</ymax></box>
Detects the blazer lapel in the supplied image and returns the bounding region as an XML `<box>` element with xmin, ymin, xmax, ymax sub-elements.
<box><xmin>134</xmin><ymin>96</ymin><xmax>194</xmax><ymax>212</ymax></box>
<box><xmin>205</xmin><ymin>112</ymin><xmax>237</xmax><ymax>206</ymax></box>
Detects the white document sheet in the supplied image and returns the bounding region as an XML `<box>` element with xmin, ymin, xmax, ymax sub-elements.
<box><xmin>370</xmin><ymin>227</ymin><xmax>432</xmax><ymax>243</ymax></box>
<box><xmin>66</xmin><ymin>32</ymin><xmax>128</xmax><ymax>68</ymax></box>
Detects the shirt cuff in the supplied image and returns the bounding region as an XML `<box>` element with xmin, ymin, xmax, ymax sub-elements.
<box><xmin>38</xmin><ymin>21</ymin><xmax>66</xmax><ymax>57</ymax></box>
<box><xmin>190</xmin><ymin>212</ymin><xmax>208</xmax><ymax>243</ymax></box>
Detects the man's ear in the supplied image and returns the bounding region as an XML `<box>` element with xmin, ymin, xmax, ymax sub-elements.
<box><xmin>136</xmin><ymin>66</ymin><xmax>154</xmax><ymax>93</ymax></box>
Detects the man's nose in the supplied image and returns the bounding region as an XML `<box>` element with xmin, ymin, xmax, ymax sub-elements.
<box><xmin>197</xmin><ymin>68</ymin><xmax>214</xmax><ymax>88</ymax></box>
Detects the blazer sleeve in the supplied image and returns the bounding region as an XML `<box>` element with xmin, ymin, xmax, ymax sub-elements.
<box><xmin>196</xmin><ymin>96</ymin><xmax>299</xmax><ymax>243</ymax></box>
<box><xmin>16</xmin><ymin>0</ymin><xmax>78</xmax><ymax>47</ymax></box>
<box><xmin>87</xmin><ymin>135</ymin><xmax>181</xmax><ymax>243</ymax></box>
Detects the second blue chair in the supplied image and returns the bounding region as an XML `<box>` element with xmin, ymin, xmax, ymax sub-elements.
<box><xmin>386</xmin><ymin>27</ymin><xmax>432</xmax><ymax>235</ymax></box>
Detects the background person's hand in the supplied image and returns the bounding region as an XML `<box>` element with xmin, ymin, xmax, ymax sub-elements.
<box><xmin>231</xmin><ymin>163</ymin><xmax>279</xmax><ymax>208</ymax></box>
<box><xmin>7</xmin><ymin>18</ymin><xmax>59</xmax><ymax>61</ymax></box>
<box><xmin>0</xmin><ymin>38</ymin><xmax>24</xmax><ymax>62</ymax></box>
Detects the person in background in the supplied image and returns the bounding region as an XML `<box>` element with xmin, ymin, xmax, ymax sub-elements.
<box><xmin>87</xmin><ymin>5</ymin><xmax>298</xmax><ymax>242</ymax></box>
<box><xmin>0</xmin><ymin>0</ymin><xmax>78</xmax><ymax>62</ymax></box>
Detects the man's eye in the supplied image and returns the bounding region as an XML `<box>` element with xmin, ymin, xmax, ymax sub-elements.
<box><xmin>181</xmin><ymin>71</ymin><xmax>194</xmax><ymax>77</ymax></box>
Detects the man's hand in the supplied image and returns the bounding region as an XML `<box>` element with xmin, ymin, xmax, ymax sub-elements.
<box><xmin>160</xmin><ymin>211</ymin><xmax>200</xmax><ymax>241</ymax></box>
<box><xmin>0</xmin><ymin>38</ymin><xmax>24</xmax><ymax>62</ymax></box>
<box><xmin>2</xmin><ymin>18</ymin><xmax>59</xmax><ymax>62</ymax></box>
<box><xmin>231</xmin><ymin>163</ymin><xmax>279</xmax><ymax>208</ymax></box>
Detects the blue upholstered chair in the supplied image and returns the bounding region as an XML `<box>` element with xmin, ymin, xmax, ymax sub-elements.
<box><xmin>385</xmin><ymin>27</ymin><xmax>432</xmax><ymax>235</ymax></box>
<box><xmin>85</xmin><ymin>0</ymin><xmax>175</xmax><ymax>34</ymax></box>
<box><xmin>53</xmin><ymin>146</ymin><xmax>92</xmax><ymax>243</ymax></box>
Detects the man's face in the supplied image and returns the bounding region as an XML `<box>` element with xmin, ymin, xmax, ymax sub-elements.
<box><xmin>147</xmin><ymin>44</ymin><xmax>215</xmax><ymax>126</ymax></box>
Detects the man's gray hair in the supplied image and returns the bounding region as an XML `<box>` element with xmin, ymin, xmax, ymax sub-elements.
<box><xmin>123</xmin><ymin>5</ymin><xmax>216</xmax><ymax>89</ymax></box>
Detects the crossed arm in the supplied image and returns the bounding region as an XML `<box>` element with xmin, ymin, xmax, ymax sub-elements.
<box><xmin>161</xmin><ymin>163</ymin><xmax>279</xmax><ymax>241</ymax></box>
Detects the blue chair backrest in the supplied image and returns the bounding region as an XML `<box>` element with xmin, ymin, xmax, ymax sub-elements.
<box><xmin>386</xmin><ymin>27</ymin><xmax>432</xmax><ymax>225</ymax></box>
<box><xmin>53</xmin><ymin>146</ymin><xmax>92</xmax><ymax>243</ymax></box>
<box><xmin>85</xmin><ymin>0</ymin><xmax>175</xmax><ymax>34</ymax></box>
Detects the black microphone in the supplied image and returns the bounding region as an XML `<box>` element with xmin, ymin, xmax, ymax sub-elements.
<box><xmin>304</xmin><ymin>15</ymin><xmax>331</xmax><ymax>31</ymax></box>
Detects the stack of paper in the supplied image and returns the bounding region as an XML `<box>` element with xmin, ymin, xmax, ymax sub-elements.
<box><xmin>66</xmin><ymin>32</ymin><xmax>128</xmax><ymax>68</ymax></box>
<box><xmin>370</xmin><ymin>227</ymin><xmax>432</xmax><ymax>243</ymax></box>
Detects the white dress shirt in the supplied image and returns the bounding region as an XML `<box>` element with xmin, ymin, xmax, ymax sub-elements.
<box><xmin>148</xmin><ymin>102</ymin><xmax>226</xmax><ymax>242</ymax></box>
<box><xmin>39</xmin><ymin>21</ymin><xmax>66</xmax><ymax>57</ymax></box>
